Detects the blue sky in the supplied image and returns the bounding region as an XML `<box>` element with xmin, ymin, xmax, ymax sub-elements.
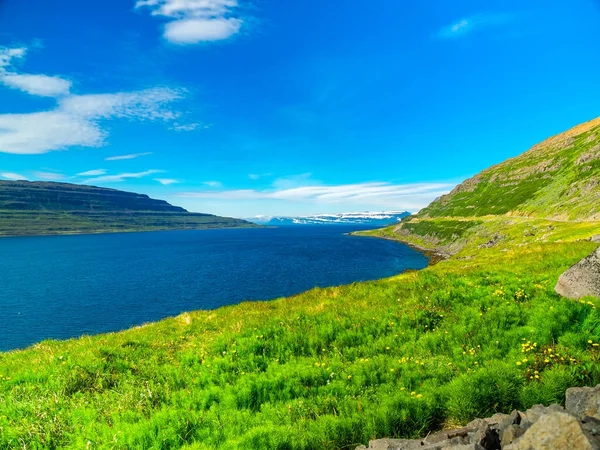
<box><xmin>0</xmin><ymin>0</ymin><xmax>599</xmax><ymax>217</ymax></box>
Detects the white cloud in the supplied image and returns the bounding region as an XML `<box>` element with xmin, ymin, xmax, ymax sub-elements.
<box><xmin>1</xmin><ymin>73</ymin><xmax>72</xmax><ymax>97</ymax></box>
<box><xmin>248</xmin><ymin>172</ymin><xmax>272</xmax><ymax>180</ymax></box>
<box><xmin>177</xmin><ymin>181</ymin><xmax>456</xmax><ymax>214</ymax></box>
<box><xmin>31</xmin><ymin>171</ymin><xmax>65</xmax><ymax>181</ymax></box>
<box><xmin>1</xmin><ymin>172</ymin><xmax>28</xmax><ymax>181</ymax></box>
<box><xmin>0</xmin><ymin>90</ymin><xmax>180</xmax><ymax>154</ymax></box>
<box><xmin>61</xmin><ymin>91</ymin><xmax>179</xmax><ymax>120</ymax></box>
<box><xmin>0</xmin><ymin>46</ymin><xmax>185</xmax><ymax>155</ymax></box>
<box><xmin>83</xmin><ymin>170</ymin><xmax>164</xmax><ymax>184</ymax></box>
<box><xmin>105</xmin><ymin>152</ymin><xmax>153</xmax><ymax>161</ymax></box>
<box><xmin>0</xmin><ymin>47</ymin><xmax>26</xmax><ymax>68</ymax></box>
<box><xmin>436</xmin><ymin>13</ymin><xmax>511</xmax><ymax>40</ymax></box>
<box><xmin>77</xmin><ymin>169</ymin><xmax>107</xmax><ymax>176</ymax></box>
<box><xmin>155</xmin><ymin>178</ymin><xmax>180</xmax><ymax>185</ymax></box>
<box><xmin>0</xmin><ymin>47</ymin><xmax>71</xmax><ymax>97</ymax></box>
<box><xmin>164</xmin><ymin>18</ymin><xmax>242</xmax><ymax>43</ymax></box>
<box><xmin>136</xmin><ymin>0</ymin><xmax>245</xmax><ymax>44</ymax></box>
<box><xmin>203</xmin><ymin>180</ymin><xmax>222</xmax><ymax>188</ymax></box>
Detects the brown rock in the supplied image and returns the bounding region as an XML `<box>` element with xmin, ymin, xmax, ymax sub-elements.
<box><xmin>504</xmin><ymin>412</ymin><xmax>597</xmax><ymax>450</ymax></box>
<box><xmin>521</xmin><ymin>404</ymin><xmax>564</xmax><ymax>424</ymax></box>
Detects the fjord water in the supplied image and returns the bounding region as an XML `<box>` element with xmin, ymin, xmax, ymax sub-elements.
<box><xmin>0</xmin><ymin>226</ymin><xmax>427</xmax><ymax>351</ymax></box>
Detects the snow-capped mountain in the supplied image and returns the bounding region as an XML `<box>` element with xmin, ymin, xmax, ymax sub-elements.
<box><xmin>251</xmin><ymin>211</ymin><xmax>411</xmax><ymax>226</ymax></box>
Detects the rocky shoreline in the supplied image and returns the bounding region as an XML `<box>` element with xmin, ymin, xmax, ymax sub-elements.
<box><xmin>357</xmin><ymin>385</ymin><xmax>600</xmax><ymax>450</ymax></box>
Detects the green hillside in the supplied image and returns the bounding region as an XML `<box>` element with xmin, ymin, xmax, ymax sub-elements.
<box><xmin>0</xmin><ymin>181</ymin><xmax>256</xmax><ymax>236</ymax></box>
<box><xmin>0</xmin><ymin>119</ymin><xmax>599</xmax><ymax>449</ymax></box>
<box><xmin>420</xmin><ymin>116</ymin><xmax>600</xmax><ymax>221</ymax></box>
<box><xmin>365</xmin><ymin>117</ymin><xmax>600</xmax><ymax>256</ymax></box>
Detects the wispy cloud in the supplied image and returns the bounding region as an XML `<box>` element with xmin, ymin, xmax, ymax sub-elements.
<box><xmin>178</xmin><ymin>181</ymin><xmax>455</xmax><ymax>212</ymax></box>
<box><xmin>248</xmin><ymin>172</ymin><xmax>273</xmax><ymax>181</ymax></box>
<box><xmin>171</xmin><ymin>122</ymin><xmax>201</xmax><ymax>132</ymax></box>
<box><xmin>155</xmin><ymin>178</ymin><xmax>180</xmax><ymax>185</ymax></box>
<box><xmin>105</xmin><ymin>152</ymin><xmax>153</xmax><ymax>161</ymax></box>
<box><xmin>30</xmin><ymin>171</ymin><xmax>65</xmax><ymax>181</ymax></box>
<box><xmin>83</xmin><ymin>170</ymin><xmax>164</xmax><ymax>184</ymax></box>
<box><xmin>0</xmin><ymin>47</ymin><xmax>71</xmax><ymax>97</ymax></box>
<box><xmin>0</xmin><ymin>172</ymin><xmax>28</xmax><ymax>181</ymax></box>
<box><xmin>0</xmin><ymin>46</ymin><xmax>185</xmax><ymax>155</ymax></box>
<box><xmin>203</xmin><ymin>180</ymin><xmax>223</xmax><ymax>188</ymax></box>
<box><xmin>136</xmin><ymin>0</ymin><xmax>245</xmax><ymax>44</ymax></box>
<box><xmin>77</xmin><ymin>169</ymin><xmax>107</xmax><ymax>177</ymax></box>
<box><xmin>436</xmin><ymin>13</ymin><xmax>512</xmax><ymax>40</ymax></box>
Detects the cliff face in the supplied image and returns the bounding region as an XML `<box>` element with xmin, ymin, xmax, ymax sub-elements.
<box><xmin>0</xmin><ymin>181</ymin><xmax>186</xmax><ymax>212</ymax></box>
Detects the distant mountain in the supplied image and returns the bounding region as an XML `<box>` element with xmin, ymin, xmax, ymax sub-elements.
<box><xmin>252</xmin><ymin>211</ymin><xmax>411</xmax><ymax>226</ymax></box>
<box><xmin>0</xmin><ymin>181</ymin><xmax>256</xmax><ymax>236</ymax></box>
<box><xmin>0</xmin><ymin>181</ymin><xmax>185</xmax><ymax>212</ymax></box>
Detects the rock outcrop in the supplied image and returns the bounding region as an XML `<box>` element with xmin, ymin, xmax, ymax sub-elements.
<box><xmin>357</xmin><ymin>385</ymin><xmax>600</xmax><ymax>450</ymax></box>
<box><xmin>555</xmin><ymin>248</ymin><xmax>600</xmax><ymax>299</ymax></box>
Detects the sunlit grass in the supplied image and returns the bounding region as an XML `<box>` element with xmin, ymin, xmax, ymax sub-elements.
<box><xmin>0</xmin><ymin>216</ymin><xmax>599</xmax><ymax>449</ymax></box>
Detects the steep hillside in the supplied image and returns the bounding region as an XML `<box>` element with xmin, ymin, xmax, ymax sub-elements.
<box><xmin>364</xmin><ymin>118</ymin><xmax>600</xmax><ymax>256</ymax></box>
<box><xmin>421</xmin><ymin>117</ymin><xmax>600</xmax><ymax>221</ymax></box>
<box><xmin>0</xmin><ymin>181</ymin><xmax>255</xmax><ymax>236</ymax></box>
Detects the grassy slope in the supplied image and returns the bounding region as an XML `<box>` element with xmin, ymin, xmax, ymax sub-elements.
<box><xmin>420</xmin><ymin>116</ymin><xmax>600</xmax><ymax>221</ymax></box>
<box><xmin>1</xmin><ymin>119</ymin><xmax>600</xmax><ymax>449</ymax></box>
<box><xmin>1</xmin><ymin>226</ymin><xmax>599</xmax><ymax>450</ymax></box>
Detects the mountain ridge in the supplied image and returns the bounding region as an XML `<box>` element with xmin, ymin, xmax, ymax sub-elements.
<box><xmin>418</xmin><ymin>116</ymin><xmax>600</xmax><ymax>221</ymax></box>
<box><xmin>0</xmin><ymin>181</ymin><xmax>255</xmax><ymax>236</ymax></box>
<box><xmin>0</xmin><ymin>180</ymin><xmax>186</xmax><ymax>212</ymax></box>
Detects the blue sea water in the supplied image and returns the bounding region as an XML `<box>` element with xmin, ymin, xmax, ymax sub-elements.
<box><xmin>0</xmin><ymin>226</ymin><xmax>428</xmax><ymax>351</ymax></box>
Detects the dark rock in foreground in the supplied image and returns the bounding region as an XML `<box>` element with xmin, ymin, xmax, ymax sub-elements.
<box><xmin>357</xmin><ymin>385</ymin><xmax>600</xmax><ymax>450</ymax></box>
<box><xmin>555</xmin><ymin>248</ymin><xmax>600</xmax><ymax>299</ymax></box>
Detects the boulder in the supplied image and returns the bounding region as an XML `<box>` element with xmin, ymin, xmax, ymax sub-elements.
<box><xmin>555</xmin><ymin>248</ymin><xmax>600</xmax><ymax>299</ymax></box>
<box><xmin>356</xmin><ymin>423</ymin><xmax>500</xmax><ymax>450</ymax></box>
<box><xmin>356</xmin><ymin>386</ymin><xmax>600</xmax><ymax>450</ymax></box>
<box><xmin>567</xmin><ymin>385</ymin><xmax>600</xmax><ymax>420</ymax></box>
<box><xmin>504</xmin><ymin>412</ymin><xmax>599</xmax><ymax>450</ymax></box>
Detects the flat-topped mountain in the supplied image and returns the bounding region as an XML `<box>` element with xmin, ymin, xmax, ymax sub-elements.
<box><xmin>421</xmin><ymin>116</ymin><xmax>600</xmax><ymax>221</ymax></box>
<box><xmin>0</xmin><ymin>181</ymin><xmax>255</xmax><ymax>236</ymax></box>
<box><xmin>0</xmin><ymin>181</ymin><xmax>186</xmax><ymax>212</ymax></box>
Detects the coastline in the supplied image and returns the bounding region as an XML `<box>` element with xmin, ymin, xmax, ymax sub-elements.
<box><xmin>0</xmin><ymin>223</ymin><xmax>261</xmax><ymax>239</ymax></box>
<box><xmin>350</xmin><ymin>229</ymin><xmax>450</xmax><ymax>266</ymax></box>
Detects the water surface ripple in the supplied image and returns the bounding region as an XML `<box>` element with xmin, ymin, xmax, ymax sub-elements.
<box><xmin>0</xmin><ymin>226</ymin><xmax>428</xmax><ymax>351</ymax></box>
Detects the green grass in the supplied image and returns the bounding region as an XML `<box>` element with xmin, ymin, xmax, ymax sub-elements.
<box><xmin>1</xmin><ymin>217</ymin><xmax>600</xmax><ymax>449</ymax></box>
<box><xmin>2</xmin><ymin>116</ymin><xmax>600</xmax><ymax>448</ymax></box>
<box><xmin>420</xmin><ymin>119</ymin><xmax>600</xmax><ymax>220</ymax></box>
